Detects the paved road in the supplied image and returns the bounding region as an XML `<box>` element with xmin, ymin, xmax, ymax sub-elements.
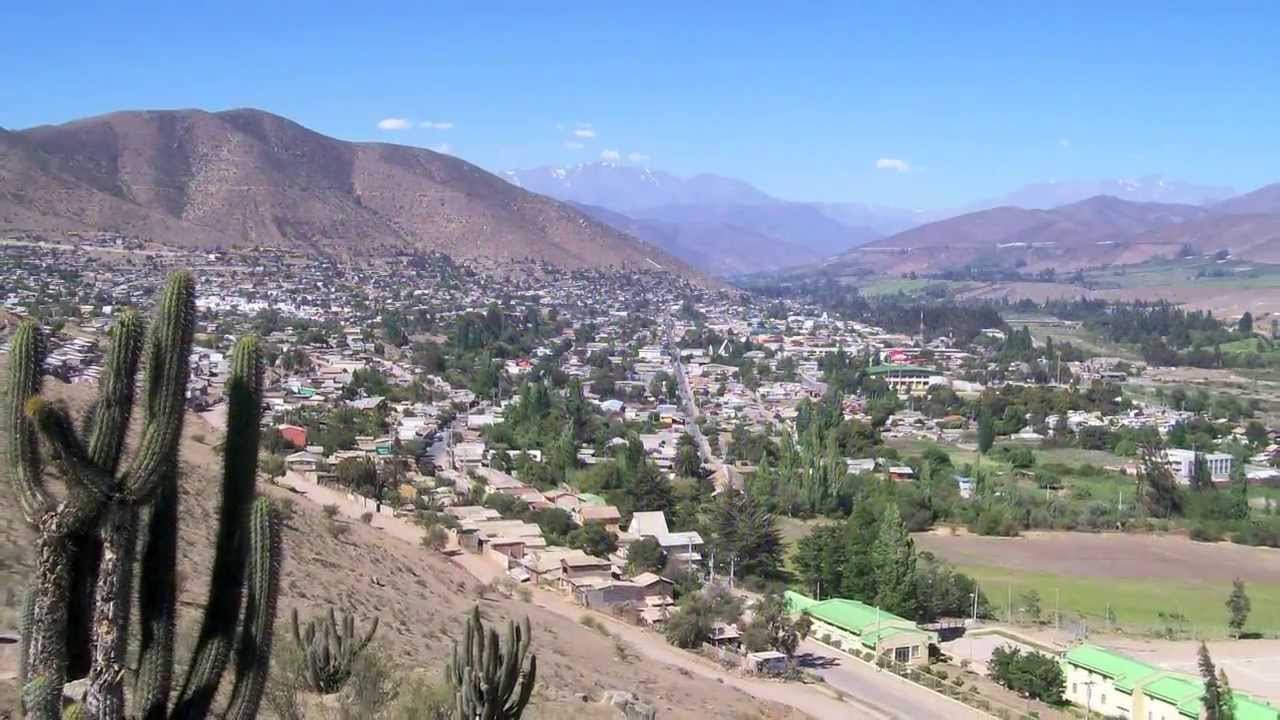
<box><xmin>796</xmin><ymin>639</ymin><xmax>980</xmax><ymax>720</ymax></box>
<box><xmin>666</xmin><ymin>331</ymin><xmax>720</xmax><ymax>471</ymax></box>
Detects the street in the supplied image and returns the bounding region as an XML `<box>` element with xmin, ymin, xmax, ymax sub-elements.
<box><xmin>796</xmin><ymin>639</ymin><xmax>976</xmax><ymax>720</ymax></box>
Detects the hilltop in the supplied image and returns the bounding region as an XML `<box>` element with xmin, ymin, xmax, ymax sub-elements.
<box><xmin>0</xmin><ymin>109</ymin><xmax>702</xmax><ymax>281</ymax></box>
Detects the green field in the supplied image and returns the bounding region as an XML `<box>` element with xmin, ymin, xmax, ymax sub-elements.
<box><xmin>1082</xmin><ymin>258</ymin><xmax>1280</xmax><ymax>291</ymax></box>
<box><xmin>962</xmin><ymin>564</ymin><xmax>1280</xmax><ymax>640</ymax></box>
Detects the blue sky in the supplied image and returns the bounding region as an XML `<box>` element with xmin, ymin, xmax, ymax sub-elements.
<box><xmin>2</xmin><ymin>2</ymin><xmax>1277</xmax><ymax>207</ymax></box>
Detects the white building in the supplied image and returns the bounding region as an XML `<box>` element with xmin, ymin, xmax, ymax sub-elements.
<box><xmin>1161</xmin><ymin>448</ymin><xmax>1232</xmax><ymax>483</ymax></box>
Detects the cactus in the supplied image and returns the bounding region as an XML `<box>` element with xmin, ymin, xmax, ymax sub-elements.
<box><xmin>4</xmin><ymin>271</ymin><xmax>284</xmax><ymax>720</ymax></box>
<box><xmin>448</xmin><ymin>606</ymin><xmax>537</xmax><ymax>720</ymax></box>
<box><xmin>291</xmin><ymin>606</ymin><xmax>380</xmax><ymax>694</ymax></box>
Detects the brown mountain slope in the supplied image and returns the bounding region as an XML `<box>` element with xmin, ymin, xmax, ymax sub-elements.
<box><xmin>823</xmin><ymin>195</ymin><xmax>1230</xmax><ymax>274</ymax></box>
<box><xmin>1215</xmin><ymin>183</ymin><xmax>1280</xmax><ymax>215</ymax></box>
<box><xmin>0</xmin><ymin>375</ymin><xmax>797</xmax><ymax>719</ymax></box>
<box><xmin>0</xmin><ymin>109</ymin><xmax>701</xmax><ymax>278</ymax></box>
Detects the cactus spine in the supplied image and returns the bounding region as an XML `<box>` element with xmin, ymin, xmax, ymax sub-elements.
<box><xmin>448</xmin><ymin>606</ymin><xmax>537</xmax><ymax>720</ymax></box>
<box><xmin>4</xmin><ymin>271</ymin><xmax>284</xmax><ymax>720</ymax></box>
<box><xmin>291</xmin><ymin>606</ymin><xmax>380</xmax><ymax>694</ymax></box>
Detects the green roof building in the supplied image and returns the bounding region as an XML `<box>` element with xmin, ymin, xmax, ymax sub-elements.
<box><xmin>1062</xmin><ymin>644</ymin><xmax>1279</xmax><ymax>720</ymax></box>
<box><xmin>786</xmin><ymin>591</ymin><xmax>935</xmax><ymax>666</ymax></box>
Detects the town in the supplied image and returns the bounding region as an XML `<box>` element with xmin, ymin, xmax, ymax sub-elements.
<box><xmin>3</xmin><ymin>237</ymin><xmax>1279</xmax><ymax>720</ymax></box>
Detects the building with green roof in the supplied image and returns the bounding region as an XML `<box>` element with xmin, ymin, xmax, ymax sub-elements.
<box><xmin>864</xmin><ymin>364</ymin><xmax>942</xmax><ymax>396</ymax></box>
<box><xmin>1062</xmin><ymin>644</ymin><xmax>1279</xmax><ymax>720</ymax></box>
<box><xmin>785</xmin><ymin>592</ymin><xmax>935</xmax><ymax>666</ymax></box>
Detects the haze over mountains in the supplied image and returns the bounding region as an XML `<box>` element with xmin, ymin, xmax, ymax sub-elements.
<box><xmin>501</xmin><ymin>162</ymin><xmax>1257</xmax><ymax>277</ymax></box>
<box><xmin>0</xmin><ymin>108</ymin><xmax>702</xmax><ymax>279</ymax></box>
<box><xmin>819</xmin><ymin>184</ymin><xmax>1280</xmax><ymax>276</ymax></box>
<box><xmin>2</xmin><ymin>106</ymin><xmax>1277</xmax><ymax>282</ymax></box>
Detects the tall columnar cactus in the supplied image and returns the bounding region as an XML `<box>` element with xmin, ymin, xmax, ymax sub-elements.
<box><xmin>291</xmin><ymin>606</ymin><xmax>380</xmax><ymax>694</ymax></box>
<box><xmin>5</xmin><ymin>271</ymin><xmax>284</xmax><ymax>720</ymax></box>
<box><xmin>448</xmin><ymin>606</ymin><xmax>537</xmax><ymax>720</ymax></box>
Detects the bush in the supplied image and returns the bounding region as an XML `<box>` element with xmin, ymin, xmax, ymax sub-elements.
<box><xmin>327</xmin><ymin>520</ymin><xmax>350</xmax><ymax>540</ymax></box>
<box><xmin>988</xmin><ymin>644</ymin><xmax>1065</xmax><ymax>704</ymax></box>
<box><xmin>360</xmin><ymin>511</ymin><xmax>374</xmax><ymax>524</ymax></box>
<box><xmin>322</xmin><ymin>503</ymin><xmax>340</xmax><ymax>519</ymax></box>
<box><xmin>1189</xmin><ymin>523</ymin><xmax>1224</xmax><ymax>542</ymax></box>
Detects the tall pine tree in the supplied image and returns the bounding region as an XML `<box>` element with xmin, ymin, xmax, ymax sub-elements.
<box><xmin>870</xmin><ymin>503</ymin><xmax>918</xmax><ymax>618</ymax></box>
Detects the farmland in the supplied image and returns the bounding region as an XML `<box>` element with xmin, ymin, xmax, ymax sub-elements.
<box><xmin>915</xmin><ymin>529</ymin><xmax>1280</xmax><ymax>638</ymax></box>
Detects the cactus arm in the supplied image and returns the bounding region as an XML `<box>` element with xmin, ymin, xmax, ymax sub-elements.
<box><xmin>7</xmin><ymin>320</ymin><xmax>50</xmax><ymax>521</ymax></box>
<box><xmin>132</xmin><ymin>465</ymin><xmax>179</xmax><ymax>720</ymax></box>
<box><xmin>223</xmin><ymin>499</ymin><xmax>282</xmax><ymax>720</ymax></box>
<box><xmin>86</xmin><ymin>309</ymin><xmax>145</xmax><ymax>474</ymax></box>
<box><xmin>27</xmin><ymin>399</ymin><xmax>115</xmax><ymax>502</ymax></box>
<box><xmin>172</xmin><ymin>336</ymin><xmax>263</xmax><ymax>718</ymax></box>
<box><xmin>122</xmin><ymin>271</ymin><xmax>196</xmax><ymax>502</ymax></box>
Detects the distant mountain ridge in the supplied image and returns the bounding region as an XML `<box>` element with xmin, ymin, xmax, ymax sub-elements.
<box><xmin>820</xmin><ymin>192</ymin><xmax>1280</xmax><ymax>275</ymax></box>
<box><xmin>0</xmin><ymin>108</ymin><xmax>704</xmax><ymax>280</ymax></box>
<box><xmin>503</xmin><ymin>161</ymin><xmax>886</xmax><ymax>275</ymax></box>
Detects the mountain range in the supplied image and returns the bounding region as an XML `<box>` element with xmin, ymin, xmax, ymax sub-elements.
<box><xmin>3</xmin><ymin>107</ymin><xmax>1274</xmax><ymax>282</ymax></box>
<box><xmin>0</xmin><ymin>109</ymin><xmax>702</xmax><ymax>280</ymax></box>
<box><xmin>502</xmin><ymin>163</ymin><xmax>885</xmax><ymax>275</ymax></box>
<box><xmin>500</xmin><ymin>163</ymin><xmax>1248</xmax><ymax>276</ymax></box>
<box><xmin>818</xmin><ymin>185</ymin><xmax>1280</xmax><ymax>276</ymax></box>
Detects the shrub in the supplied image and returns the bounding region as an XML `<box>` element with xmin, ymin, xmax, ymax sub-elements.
<box><xmin>322</xmin><ymin>503</ymin><xmax>340</xmax><ymax>519</ymax></box>
<box><xmin>1189</xmin><ymin>523</ymin><xmax>1223</xmax><ymax>542</ymax></box>
<box><xmin>952</xmin><ymin>676</ymin><xmax>965</xmax><ymax>688</ymax></box>
<box><xmin>327</xmin><ymin>520</ymin><xmax>351</xmax><ymax>540</ymax></box>
<box><xmin>934</xmin><ymin>669</ymin><xmax>949</xmax><ymax>681</ymax></box>
<box><xmin>360</xmin><ymin>511</ymin><xmax>374</xmax><ymax>524</ymax></box>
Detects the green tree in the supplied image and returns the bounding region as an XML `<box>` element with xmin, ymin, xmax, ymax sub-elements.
<box><xmin>711</xmin><ymin>489</ymin><xmax>783</xmax><ymax>580</ymax></box>
<box><xmin>743</xmin><ymin>591</ymin><xmax>811</xmax><ymax>658</ymax></box>
<box><xmin>1226</xmin><ymin>578</ymin><xmax>1251</xmax><ymax>638</ymax></box>
<box><xmin>870</xmin><ymin>503</ymin><xmax>918</xmax><ymax>617</ymax></box>
<box><xmin>1238</xmin><ymin>312</ymin><xmax>1254</xmax><ymax>335</ymax></box>
<box><xmin>336</xmin><ymin>457</ymin><xmax>380</xmax><ymax>497</ymax></box>
<box><xmin>988</xmin><ymin>645</ymin><xmax>1065</xmax><ymax>704</ymax></box>
<box><xmin>625</xmin><ymin>537</ymin><xmax>666</xmax><ymax>575</ymax></box>
<box><xmin>1190</xmin><ymin>452</ymin><xmax>1214</xmax><ymax>492</ymax></box>
<box><xmin>1229</xmin><ymin>462</ymin><xmax>1250</xmax><ymax>521</ymax></box>
<box><xmin>664</xmin><ymin>594</ymin><xmax>714</xmax><ymax>649</ymax></box>
<box><xmin>1138</xmin><ymin>441</ymin><xmax>1184</xmax><ymax>518</ymax></box>
<box><xmin>1198</xmin><ymin>642</ymin><xmax>1236</xmax><ymax>720</ymax></box>
<box><xmin>977</xmin><ymin>406</ymin><xmax>995</xmax><ymax>457</ymax></box>
<box><xmin>675</xmin><ymin>433</ymin><xmax>702</xmax><ymax>478</ymax></box>
<box><xmin>568</xmin><ymin>524</ymin><xmax>618</xmax><ymax>558</ymax></box>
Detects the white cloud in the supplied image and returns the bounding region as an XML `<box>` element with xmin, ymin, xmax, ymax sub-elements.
<box><xmin>1058</xmin><ymin>137</ymin><xmax>1072</xmax><ymax>148</ymax></box>
<box><xmin>599</xmin><ymin>149</ymin><xmax>621</xmax><ymax>162</ymax></box>
<box><xmin>376</xmin><ymin>117</ymin><xmax>412</xmax><ymax>131</ymax></box>
<box><xmin>433</xmin><ymin>143</ymin><xmax>453</xmax><ymax>155</ymax></box>
<box><xmin>420</xmin><ymin>120</ymin><xmax>454</xmax><ymax>130</ymax></box>
<box><xmin>627</xmin><ymin>152</ymin><xmax>650</xmax><ymax>163</ymax></box>
<box><xmin>875</xmin><ymin>157</ymin><xmax>911</xmax><ymax>173</ymax></box>
<box><xmin>573</xmin><ymin>128</ymin><xmax>596</xmax><ymax>139</ymax></box>
<box><xmin>564</xmin><ymin>141</ymin><xmax>585</xmax><ymax>150</ymax></box>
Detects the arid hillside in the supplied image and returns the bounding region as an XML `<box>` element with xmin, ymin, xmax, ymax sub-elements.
<box><xmin>0</xmin><ymin>109</ymin><xmax>701</xmax><ymax>280</ymax></box>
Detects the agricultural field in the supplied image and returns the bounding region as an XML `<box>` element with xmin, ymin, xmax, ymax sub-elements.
<box><xmin>1081</xmin><ymin>258</ymin><xmax>1280</xmax><ymax>291</ymax></box>
<box><xmin>915</xmin><ymin>529</ymin><xmax>1280</xmax><ymax>639</ymax></box>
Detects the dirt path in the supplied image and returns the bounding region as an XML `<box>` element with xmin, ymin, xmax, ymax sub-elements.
<box><xmin>279</xmin><ymin>473</ymin><xmax>879</xmax><ymax>719</ymax></box>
